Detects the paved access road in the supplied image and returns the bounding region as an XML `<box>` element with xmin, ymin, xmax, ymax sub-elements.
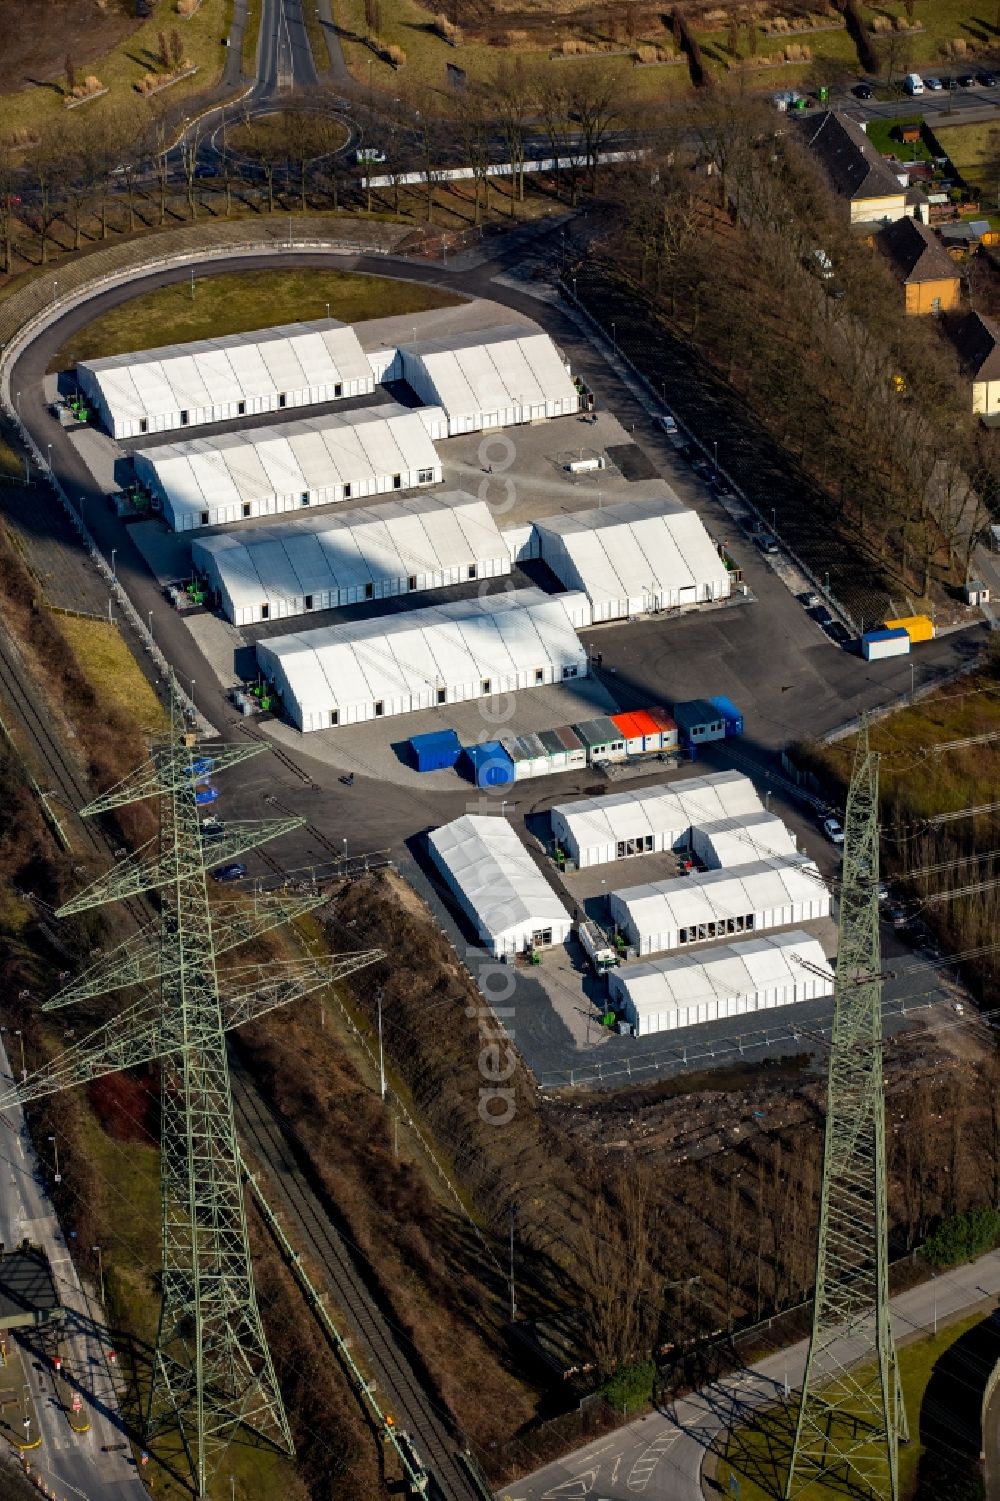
<box><xmin>505</xmin><ymin>1250</ymin><xmax>1000</xmax><ymax>1501</ymax></box>
<box><xmin>0</xmin><ymin>1040</ymin><xmax>143</xmax><ymax>1501</ymax></box>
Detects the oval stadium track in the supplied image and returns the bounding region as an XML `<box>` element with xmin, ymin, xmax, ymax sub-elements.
<box><xmin>229</xmin><ymin>1062</ymin><xmax>480</xmax><ymax>1501</ymax></box>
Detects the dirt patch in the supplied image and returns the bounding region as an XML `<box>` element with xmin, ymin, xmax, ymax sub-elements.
<box><xmin>0</xmin><ymin>0</ymin><xmax>137</xmax><ymax>94</ymax></box>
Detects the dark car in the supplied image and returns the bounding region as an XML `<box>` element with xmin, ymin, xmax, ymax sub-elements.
<box><xmin>756</xmin><ymin>533</ymin><xmax>779</xmax><ymax>554</ymax></box>
<box><xmin>212</xmin><ymin>862</ymin><xmax>248</xmax><ymax>883</ymax></box>
<box><xmin>979</xmin><ymin>71</ymin><xmax>998</xmax><ymax>86</ymax></box>
<box><xmin>811</xmin><ymin>604</ymin><xmax>834</xmax><ymax>627</ymax></box>
<box><xmin>675</xmin><ymin>442</ymin><xmax>697</xmax><ymax>463</ymax></box>
<box><xmin>824</xmin><ymin>620</ymin><xmax>852</xmax><ymax>647</ymax></box>
<box><xmin>711</xmin><ymin>475</ymin><xmax>734</xmax><ymax>497</ymax></box>
<box><xmin>886</xmin><ymin>901</ymin><xmax>911</xmax><ymax>929</ymax></box>
<box><xmin>957</xmin><ymin>73</ymin><xmax>976</xmax><ymax>87</ymax></box>
<box><xmin>201</xmin><ymin>816</ymin><xmax>226</xmax><ymax>841</ymax></box>
<box><xmin>853</xmin><ymin>82</ymin><xmax>874</xmax><ymax>100</ymax></box>
<box><xmin>194</xmin><ymin>163</ymin><xmax>219</xmax><ymax>178</ymax></box>
<box><xmin>690</xmin><ymin>456</ymin><xmax>712</xmax><ymax>478</ymax></box>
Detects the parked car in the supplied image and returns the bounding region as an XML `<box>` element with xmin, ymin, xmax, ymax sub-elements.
<box><xmin>904</xmin><ymin>72</ymin><xmax>925</xmax><ymax>95</ymax></box>
<box><xmin>823</xmin><ymin>816</ymin><xmax>845</xmax><ymax>846</ymax></box>
<box><xmin>824</xmin><ymin>620</ymin><xmax>852</xmax><ymax>647</ymax></box>
<box><xmin>212</xmin><ymin>862</ymin><xmax>248</xmax><ymax>883</ymax></box>
<box><xmin>811</xmin><ymin>604</ymin><xmax>834</xmax><ymax>627</ymax></box>
<box><xmin>201</xmin><ymin>816</ymin><xmax>226</xmax><ymax>841</ymax></box>
<box><xmin>354</xmin><ymin>147</ymin><xmax>387</xmax><ymax>164</ymax></box>
<box><xmin>924</xmin><ymin>76</ymin><xmax>944</xmax><ymax>91</ymax></box>
<box><xmin>191</xmin><ymin>756</ymin><xmax>215</xmax><ymax>780</ymax></box>
<box><xmin>802</xmin><ymin>591</ymin><xmax>822</xmax><ymax>610</ymax></box>
<box><xmin>690</xmin><ymin>456</ymin><xmax>712</xmax><ymax>478</ymax></box>
<box><xmin>979</xmin><ymin>71</ymin><xmax>998</xmax><ymax>86</ymax></box>
<box><xmin>194</xmin><ymin>164</ymin><xmax>218</xmax><ymax>178</ymax></box>
<box><xmin>886</xmin><ymin>900</ymin><xmax>911</xmax><ymax>929</ymax></box>
<box><xmin>756</xmin><ymin>533</ymin><xmax>779</xmax><ymax>554</ymax></box>
<box><xmin>957</xmin><ymin>73</ymin><xmax>976</xmax><ymax>88</ymax></box>
<box><xmin>659</xmin><ymin>412</ymin><xmax>678</xmax><ymax>436</ymax></box>
<box><xmin>711</xmin><ymin>475</ymin><xmax>734</xmax><ymax>497</ymax></box>
<box><xmin>853</xmin><ymin>82</ymin><xmax>874</xmax><ymax>100</ymax></box>
<box><xmin>195</xmin><ymin>785</ymin><xmax>219</xmax><ymax>806</ymax></box>
<box><xmin>675</xmin><ymin>442</ymin><xmax>697</xmax><ymax>462</ymax></box>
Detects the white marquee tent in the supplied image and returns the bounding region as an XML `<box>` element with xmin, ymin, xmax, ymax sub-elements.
<box><xmin>534</xmin><ymin>497</ymin><xmax>731</xmax><ymax>621</ymax></box>
<box><xmin>399</xmin><ymin>325</ymin><xmax>579</xmax><ymax>435</ymax></box>
<box><xmin>691</xmin><ymin>812</ymin><xmax>799</xmax><ymax>870</ymax></box>
<box><xmin>135</xmin><ymin>404</ymin><xmax>444</xmax><ymax>532</ymax></box>
<box><xmin>193</xmin><ymin>491</ymin><xmax>512</xmax><ymax>626</ymax></box>
<box><xmin>256</xmin><ymin>586</ymin><xmax>591</xmax><ymax>732</ymax></box>
<box><xmin>428</xmin><ymin>815</ymin><xmax>572</xmax><ymax>958</ymax></box>
<box><xmin>77</xmin><ymin>319</ymin><xmax>374</xmax><ymax>440</ymax></box>
<box><xmin>608</xmin><ymin>931</ymin><xmax>834</xmax><ymax>1036</ymax></box>
<box><xmin>551</xmin><ymin>771</ymin><xmax>764</xmax><ymax>870</ymax></box>
<box><xmin>609</xmin><ymin>857</ymin><xmax>832</xmax><ymax>956</ymax></box>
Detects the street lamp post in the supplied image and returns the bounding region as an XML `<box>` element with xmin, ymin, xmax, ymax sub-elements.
<box><xmin>377</xmin><ymin>992</ymin><xmax>386</xmax><ymax>1102</ymax></box>
<box><xmin>713</xmin><ymin>440</ymin><xmax>719</xmax><ymax>477</ymax></box>
<box><xmin>111</xmin><ymin>548</ymin><xmax>117</xmax><ymax>578</ymax></box>
<box><xmin>92</xmin><ymin>1244</ymin><xmax>105</xmax><ymax>1304</ymax></box>
<box><xmin>46</xmin><ymin>442</ymin><xmax>52</xmax><ymax>471</ymax></box>
<box><xmin>611</xmin><ymin>321</ymin><xmax>617</xmax><ymax>354</ymax></box>
<box><xmin>771</xmin><ymin>506</ymin><xmax>777</xmax><ymax>534</ymax></box>
<box><xmin>325</xmin><ymin>302</ymin><xmax>330</xmax><ymax>320</ymax></box>
<box><xmin>148</xmin><ymin>610</ymin><xmax>154</xmax><ymax>643</ymax></box>
<box><xmin>47</xmin><ymin>1134</ymin><xmax>61</xmax><ymax>1183</ymax></box>
<box><xmin>910</xmin><ymin>661</ymin><xmax>915</xmax><ymax>702</ymax></box>
<box><xmin>13</xmin><ymin>1029</ymin><xmax>24</xmax><ymax>1080</ymax></box>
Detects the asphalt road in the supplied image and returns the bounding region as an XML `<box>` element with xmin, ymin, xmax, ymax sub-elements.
<box><xmin>504</xmin><ymin>1250</ymin><xmax>1000</xmax><ymax>1501</ymax></box>
<box><xmin>0</xmin><ymin>1040</ymin><xmax>142</xmax><ymax>1501</ymax></box>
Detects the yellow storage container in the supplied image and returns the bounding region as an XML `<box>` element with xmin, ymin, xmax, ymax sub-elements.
<box><xmin>884</xmin><ymin>614</ymin><xmax>935</xmax><ymax>644</ymax></box>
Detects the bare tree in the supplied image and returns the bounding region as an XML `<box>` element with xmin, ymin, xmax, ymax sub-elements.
<box><xmin>492</xmin><ymin>58</ymin><xmax>531</xmax><ymax>212</ymax></box>
<box><xmin>0</xmin><ymin>141</ymin><xmax>22</xmax><ymax>276</ymax></box>
<box><xmin>576</xmin><ymin>1167</ymin><xmax>654</xmax><ymax>1374</ymax></box>
<box><xmin>455</xmin><ymin>91</ymin><xmax>493</xmax><ymax>225</ymax></box>
<box><xmin>28</xmin><ymin>129</ymin><xmax>64</xmax><ymax>265</ymax></box>
<box><xmin>569</xmin><ymin>60</ymin><xmax>627</xmax><ymax>194</ymax></box>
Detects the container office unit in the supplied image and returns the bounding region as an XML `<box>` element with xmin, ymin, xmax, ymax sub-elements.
<box><xmin>647</xmin><ymin>707</ymin><xmax>680</xmax><ymax>752</ymax></box>
<box><xmin>533</xmin><ymin>497</ymin><xmax>731</xmax><ymax>621</ymax></box>
<box><xmin>427</xmin><ymin>814</ymin><xmax>573</xmax><ymax>957</ymax></box>
<box><xmin>673</xmin><ymin>699</ymin><xmax>727</xmax><ymax>748</ymax></box>
<box><xmin>608</xmin><ymin>931</ymin><xmax>834</xmax><ymax>1036</ymax></box>
<box><xmin>608</xmin><ymin>856</ymin><xmax>831</xmax><ymax>957</ymax></box>
<box><xmin>573</xmin><ymin>716</ymin><xmax>627</xmax><ymax>764</ymax></box>
<box><xmin>611</xmin><ymin>710</ymin><xmax>665</xmax><ymax>756</ymax></box>
<box><xmin>690</xmin><ymin>812</ymin><xmax>798</xmax><ymax>870</ymax></box>
<box><xmin>192</xmin><ymin>491</ymin><xmax>511</xmax><ymax>626</ymax></box>
<box><xmin>862</xmin><ymin>628</ymin><xmax>910</xmax><ymax>661</ymax></box>
<box><xmin>550</xmin><ymin>771</ymin><xmax>763</xmax><ymax>870</ymax></box>
<box><xmin>136</xmin><ymin>403</ymin><xmax>445</xmax><ymax>533</ymax></box>
<box><xmin>410</xmin><ymin>729</ymin><xmax>462</xmax><ymax>772</ymax></box>
<box><xmin>884</xmin><ymin>614</ymin><xmax>935</xmax><ymax>644</ymax></box>
<box><xmin>708</xmin><ymin>695</ymin><xmax>744</xmax><ymax>737</ymax></box>
<box><xmin>256</xmin><ymin>587</ymin><xmax>591</xmax><ymax>732</ymax></box>
<box><xmin>553</xmin><ymin>725</ymin><xmax>588</xmax><ymax>772</ymax></box>
<box><xmin>77</xmin><ymin>319</ymin><xmax>374</xmax><ymax>440</ymax></box>
<box><xmin>399</xmin><ymin>324</ymin><xmax>579</xmax><ymax>435</ymax></box>
<box><xmin>460</xmin><ymin>742</ymin><xmax>515</xmax><ymax>788</ymax></box>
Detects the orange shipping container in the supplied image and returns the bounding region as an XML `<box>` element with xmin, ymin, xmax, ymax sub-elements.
<box><xmin>884</xmin><ymin>614</ymin><xmax>935</xmax><ymax>643</ymax></box>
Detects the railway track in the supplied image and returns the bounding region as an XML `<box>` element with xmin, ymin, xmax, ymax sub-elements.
<box><xmin>230</xmin><ymin>1065</ymin><xmax>479</xmax><ymax>1501</ymax></box>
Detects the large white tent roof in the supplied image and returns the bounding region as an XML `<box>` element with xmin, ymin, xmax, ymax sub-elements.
<box><xmin>613</xmin><ymin>931</ymin><xmax>833</xmax><ymax>1021</ymax></box>
<box><xmin>428</xmin><ymin>815</ymin><xmax>571</xmax><ymax>948</ymax></box>
<box><xmin>404</xmin><ymin>324</ymin><xmax>577</xmax><ymax>417</ymax></box>
<box><xmin>553</xmin><ymin>772</ymin><xmax>764</xmax><ymax>852</ymax></box>
<box><xmin>193</xmin><ymin>491</ymin><xmax>509</xmax><ymax>615</ymax></box>
<box><xmin>78</xmin><ymin>319</ymin><xmax>371</xmax><ymax>427</ymax></box>
<box><xmin>137</xmin><ymin>403</ymin><xmax>442</xmax><ymax>519</ymax></box>
<box><xmin>693</xmin><ymin>812</ymin><xmax>799</xmax><ymax>869</ymax></box>
<box><xmin>535</xmin><ymin>496</ymin><xmax>728</xmax><ymax>608</ymax></box>
<box><xmin>613</xmin><ymin>857</ymin><xmax>827</xmax><ymax>934</ymax></box>
<box><xmin>257</xmin><ymin>586</ymin><xmax>589</xmax><ymax>722</ymax></box>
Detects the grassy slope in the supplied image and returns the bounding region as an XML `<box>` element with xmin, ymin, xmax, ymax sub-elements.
<box><xmin>50</xmin><ymin>267</ymin><xmax>463</xmax><ymax>368</ymax></box>
<box><xmin>54</xmin><ymin>617</ymin><xmax>167</xmax><ymax>738</ymax></box>
<box><xmin>1</xmin><ymin>0</ymin><xmax>232</xmax><ymax>140</ymax></box>
<box><xmin>716</xmin><ymin>1308</ymin><xmax>987</xmax><ymax>1500</ymax></box>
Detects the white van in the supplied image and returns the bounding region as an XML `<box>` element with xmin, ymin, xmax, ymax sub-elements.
<box><xmin>904</xmin><ymin>73</ymin><xmax>925</xmax><ymax>95</ymax></box>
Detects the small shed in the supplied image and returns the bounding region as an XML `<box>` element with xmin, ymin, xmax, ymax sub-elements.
<box><xmin>673</xmin><ymin>699</ymin><xmax>727</xmax><ymax>748</ymax></box>
<box><xmin>646</xmin><ymin>706</ymin><xmax>679</xmax><ymax>752</ymax></box>
<box><xmin>862</xmin><ymin>628</ymin><xmax>910</xmax><ymax>662</ymax></box>
<box><xmin>498</xmin><ymin>737</ymin><xmax>533</xmax><ymax>782</ymax></box>
<box><xmin>538</xmin><ymin>729</ymin><xmax>574</xmax><ymax>773</ymax></box>
<box><xmin>553</xmin><ymin>725</ymin><xmax>588</xmax><ymax>771</ymax></box>
<box><xmin>574</xmin><ymin>716</ymin><xmax>627</xmax><ymax>764</ymax></box>
<box><xmin>708</xmin><ymin>695</ymin><xmax>744</xmax><ymax>737</ymax></box>
<box><xmin>515</xmin><ymin>732</ymin><xmax>552</xmax><ymax>779</ymax></box>
<box><xmin>460</xmin><ymin>741</ymin><xmax>515</xmax><ymax>788</ymax></box>
<box><xmin>965</xmin><ymin>580</ymin><xmax>991</xmax><ymax>606</ymax></box>
<box><xmin>611</xmin><ymin>710</ymin><xmax>663</xmax><ymax>756</ymax></box>
<box><xmin>410</xmin><ymin>729</ymin><xmax>461</xmax><ymax>773</ymax></box>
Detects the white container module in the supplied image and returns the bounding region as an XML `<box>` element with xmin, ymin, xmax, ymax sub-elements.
<box><xmin>862</xmin><ymin>628</ymin><xmax>910</xmax><ymax>662</ymax></box>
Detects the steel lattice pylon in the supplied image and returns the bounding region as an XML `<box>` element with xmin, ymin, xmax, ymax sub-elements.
<box><xmin>3</xmin><ymin>678</ymin><xmax>383</xmax><ymax>1497</ymax></box>
<box><xmin>784</xmin><ymin>727</ymin><xmax>908</xmax><ymax>1501</ymax></box>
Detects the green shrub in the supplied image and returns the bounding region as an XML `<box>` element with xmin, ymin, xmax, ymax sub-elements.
<box><xmin>924</xmin><ymin>1207</ymin><xmax>1000</xmax><ymax>1268</ymax></box>
<box><xmin>600</xmin><ymin>1359</ymin><xmax>656</xmax><ymax>1414</ymax></box>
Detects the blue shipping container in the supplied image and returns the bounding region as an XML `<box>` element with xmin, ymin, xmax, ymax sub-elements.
<box><xmin>460</xmin><ymin>741</ymin><xmax>515</xmax><ymax>788</ymax></box>
<box><xmin>410</xmin><ymin>728</ymin><xmax>461</xmax><ymax>772</ymax></box>
<box><xmin>708</xmin><ymin>695</ymin><xmax>744</xmax><ymax>737</ymax></box>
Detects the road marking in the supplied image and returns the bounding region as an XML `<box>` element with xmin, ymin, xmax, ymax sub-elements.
<box><xmin>626</xmin><ymin>1434</ymin><xmax>679</xmax><ymax>1492</ymax></box>
<box><xmin>542</xmin><ymin>1468</ymin><xmax>599</xmax><ymax>1499</ymax></box>
<box><xmin>611</xmin><ymin>1454</ymin><xmax>621</xmax><ymax>1485</ymax></box>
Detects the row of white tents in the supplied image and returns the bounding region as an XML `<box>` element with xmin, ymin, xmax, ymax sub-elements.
<box><xmin>77</xmin><ymin>312</ymin><xmax>580</xmax><ymax>442</ymax></box>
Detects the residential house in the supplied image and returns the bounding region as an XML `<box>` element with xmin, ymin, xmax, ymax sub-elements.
<box><xmin>803</xmin><ymin>110</ymin><xmax>911</xmax><ymax>226</ymax></box>
<box><xmin>950</xmin><ymin>310</ymin><xmax>1000</xmax><ymax>418</ymax></box>
<box><xmin>878</xmin><ymin>216</ymin><xmax>961</xmax><ymax>315</ymax></box>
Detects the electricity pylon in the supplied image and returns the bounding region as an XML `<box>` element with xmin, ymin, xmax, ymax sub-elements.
<box><xmin>785</xmin><ymin>726</ymin><xmax>907</xmax><ymax>1501</ymax></box>
<box><xmin>3</xmin><ymin>678</ymin><xmax>383</xmax><ymax>1497</ymax></box>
